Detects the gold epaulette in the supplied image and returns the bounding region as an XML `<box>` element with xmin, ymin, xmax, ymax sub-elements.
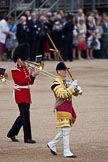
<box><xmin>55</xmin><ymin>77</ymin><xmax>63</xmax><ymax>82</ymax></box>
<box><xmin>52</xmin><ymin>77</ymin><xmax>75</xmax><ymax>99</ymax></box>
<box><xmin>11</xmin><ymin>67</ymin><xmax>20</xmax><ymax>71</ymax></box>
<box><xmin>54</xmin><ymin>77</ymin><xmax>65</xmax><ymax>86</ymax></box>
<box><xmin>51</xmin><ymin>77</ymin><xmax>65</xmax><ymax>90</ymax></box>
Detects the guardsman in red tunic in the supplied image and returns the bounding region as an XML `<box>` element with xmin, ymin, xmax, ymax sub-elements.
<box><xmin>7</xmin><ymin>43</ymin><xmax>39</xmax><ymax>143</ymax></box>
<box><xmin>47</xmin><ymin>62</ymin><xmax>82</xmax><ymax>158</ymax></box>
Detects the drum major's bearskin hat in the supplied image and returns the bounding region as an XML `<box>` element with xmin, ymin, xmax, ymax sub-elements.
<box><xmin>56</xmin><ymin>62</ymin><xmax>67</xmax><ymax>71</ymax></box>
<box><xmin>12</xmin><ymin>43</ymin><xmax>30</xmax><ymax>62</ymax></box>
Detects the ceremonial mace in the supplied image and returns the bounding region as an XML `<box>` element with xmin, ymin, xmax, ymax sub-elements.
<box><xmin>47</xmin><ymin>33</ymin><xmax>74</xmax><ymax>81</ymax></box>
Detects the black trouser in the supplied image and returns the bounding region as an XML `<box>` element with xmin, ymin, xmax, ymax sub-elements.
<box><xmin>6</xmin><ymin>50</ymin><xmax>12</xmax><ymax>59</ymax></box>
<box><xmin>62</xmin><ymin>41</ymin><xmax>73</xmax><ymax>61</ymax></box>
<box><xmin>29</xmin><ymin>37</ymin><xmax>40</xmax><ymax>61</ymax></box>
<box><xmin>38</xmin><ymin>36</ymin><xmax>47</xmax><ymax>60</ymax></box>
<box><xmin>7</xmin><ymin>103</ymin><xmax>32</xmax><ymax>142</ymax></box>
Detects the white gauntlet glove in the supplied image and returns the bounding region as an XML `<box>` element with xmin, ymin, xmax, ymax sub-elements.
<box><xmin>72</xmin><ymin>80</ymin><xmax>82</xmax><ymax>95</ymax></box>
<box><xmin>77</xmin><ymin>85</ymin><xmax>81</xmax><ymax>91</ymax></box>
<box><xmin>71</xmin><ymin>80</ymin><xmax>78</xmax><ymax>89</ymax></box>
<box><xmin>65</xmin><ymin>79</ymin><xmax>71</xmax><ymax>87</ymax></box>
<box><xmin>77</xmin><ymin>86</ymin><xmax>83</xmax><ymax>95</ymax></box>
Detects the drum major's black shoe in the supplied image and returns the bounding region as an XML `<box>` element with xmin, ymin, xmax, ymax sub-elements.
<box><xmin>47</xmin><ymin>144</ymin><xmax>57</xmax><ymax>155</ymax></box>
<box><xmin>65</xmin><ymin>154</ymin><xmax>77</xmax><ymax>158</ymax></box>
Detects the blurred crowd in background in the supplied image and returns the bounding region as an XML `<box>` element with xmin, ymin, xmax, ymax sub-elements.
<box><xmin>0</xmin><ymin>8</ymin><xmax>108</xmax><ymax>62</ymax></box>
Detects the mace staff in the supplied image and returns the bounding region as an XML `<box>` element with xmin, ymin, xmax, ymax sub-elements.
<box><xmin>47</xmin><ymin>33</ymin><xmax>74</xmax><ymax>81</ymax></box>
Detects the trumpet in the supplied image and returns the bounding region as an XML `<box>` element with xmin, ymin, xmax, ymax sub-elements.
<box><xmin>25</xmin><ymin>60</ymin><xmax>44</xmax><ymax>70</ymax></box>
<box><xmin>0</xmin><ymin>73</ymin><xmax>15</xmax><ymax>88</ymax></box>
<box><xmin>25</xmin><ymin>61</ymin><xmax>82</xmax><ymax>95</ymax></box>
<box><xmin>0</xmin><ymin>73</ymin><xmax>20</xmax><ymax>90</ymax></box>
<box><xmin>25</xmin><ymin>60</ymin><xmax>56</xmax><ymax>79</ymax></box>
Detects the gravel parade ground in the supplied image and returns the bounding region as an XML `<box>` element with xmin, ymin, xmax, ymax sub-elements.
<box><xmin>0</xmin><ymin>59</ymin><xmax>108</xmax><ymax>162</ymax></box>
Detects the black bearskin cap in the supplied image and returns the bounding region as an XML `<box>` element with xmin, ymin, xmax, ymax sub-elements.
<box><xmin>13</xmin><ymin>43</ymin><xmax>30</xmax><ymax>62</ymax></box>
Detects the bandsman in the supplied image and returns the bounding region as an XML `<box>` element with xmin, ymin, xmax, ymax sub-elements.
<box><xmin>7</xmin><ymin>43</ymin><xmax>39</xmax><ymax>143</ymax></box>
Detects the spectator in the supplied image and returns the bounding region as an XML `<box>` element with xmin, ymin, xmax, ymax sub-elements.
<box><xmin>86</xmin><ymin>16</ymin><xmax>96</xmax><ymax>59</ymax></box>
<box><xmin>0</xmin><ymin>15</ymin><xmax>9</xmax><ymax>61</ymax></box>
<box><xmin>72</xmin><ymin>15</ymin><xmax>78</xmax><ymax>60</ymax></box>
<box><xmin>52</xmin><ymin>20</ymin><xmax>63</xmax><ymax>60</ymax></box>
<box><xmin>27</xmin><ymin>12</ymin><xmax>40</xmax><ymax>61</ymax></box>
<box><xmin>38</xmin><ymin>15</ymin><xmax>50</xmax><ymax>60</ymax></box>
<box><xmin>24</xmin><ymin>10</ymin><xmax>31</xmax><ymax>22</ymax></box>
<box><xmin>61</xmin><ymin>14</ymin><xmax>74</xmax><ymax>61</ymax></box>
<box><xmin>77</xmin><ymin>18</ymin><xmax>88</xmax><ymax>59</ymax></box>
<box><xmin>76</xmin><ymin>8</ymin><xmax>85</xmax><ymax>24</ymax></box>
<box><xmin>101</xmin><ymin>14</ymin><xmax>108</xmax><ymax>58</ymax></box>
<box><xmin>93</xmin><ymin>18</ymin><xmax>102</xmax><ymax>58</ymax></box>
<box><xmin>93</xmin><ymin>9</ymin><xmax>101</xmax><ymax>24</ymax></box>
<box><xmin>5</xmin><ymin>16</ymin><xmax>17</xmax><ymax>61</ymax></box>
<box><xmin>16</xmin><ymin>16</ymin><xmax>30</xmax><ymax>45</ymax></box>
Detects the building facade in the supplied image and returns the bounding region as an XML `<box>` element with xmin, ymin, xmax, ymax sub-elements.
<box><xmin>0</xmin><ymin>0</ymin><xmax>108</xmax><ymax>15</ymax></box>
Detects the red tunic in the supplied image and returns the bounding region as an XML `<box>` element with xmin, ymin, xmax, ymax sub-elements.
<box><xmin>12</xmin><ymin>66</ymin><xmax>35</xmax><ymax>104</ymax></box>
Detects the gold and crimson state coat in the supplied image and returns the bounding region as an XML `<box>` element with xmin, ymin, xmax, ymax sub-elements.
<box><xmin>51</xmin><ymin>76</ymin><xmax>79</xmax><ymax>128</ymax></box>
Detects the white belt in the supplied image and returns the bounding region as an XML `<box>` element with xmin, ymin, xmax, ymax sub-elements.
<box><xmin>13</xmin><ymin>85</ymin><xmax>29</xmax><ymax>98</ymax></box>
<box><xmin>15</xmin><ymin>85</ymin><xmax>29</xmax><ymax>89</ymax></box>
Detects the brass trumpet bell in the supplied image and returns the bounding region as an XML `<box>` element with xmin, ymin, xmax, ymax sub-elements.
<box><xmin>0</xmin><ymin>73</ymin><xmax>8</xmax><ymax>82</ymax></box>
<box><xmin>0</xmin><ymin>69</ymin><xmax>20</xmax><ymax>90</ymax></box>
<box><xmin>25</xmin><ymin>60</ymin><xmax>44</xmax><ymax>70</ymax></box>
<box><xmin>25</xmin><ymin>60</ymin><xmax>57</xmax><ymax>79</ymax></box>
<box><xmin>0</xmin><ymin>72</ymin><xmax>18</xmax><ymax>89</ymax></box>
